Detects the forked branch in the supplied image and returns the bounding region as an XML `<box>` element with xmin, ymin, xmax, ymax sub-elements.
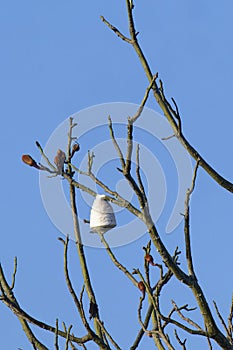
<box><xmin>101</xmin><ymin>0</ymin><xmax>233</xmax><ymax>193</ymax></box>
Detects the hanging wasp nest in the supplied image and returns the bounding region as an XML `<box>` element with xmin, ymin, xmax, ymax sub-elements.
<box><xmin>90</xmin><ymin>194</ymin><xmax>116</xmax><ymax>234</ymax></box>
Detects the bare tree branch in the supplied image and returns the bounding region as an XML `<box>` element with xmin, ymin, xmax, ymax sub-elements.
<box><xmin>136</xmin><ymin>144</ymin><xmax>146</xmax><ymax>198</ymax></box>
<box><xmin>96</xmin><ymin>319</ymin><xmax>121</xmax><ymax>350</ymax></box>
<box><xmin>66</xmin><ymin>117</ymin><xmax>77</xmax><ymax>163</ymax></box>
<box><xmin>10</xmin><ymin>256</ymin><xmax>17</xmax><ymax>290</ymax></box>
<box><xmin>108</xmin><ymin>115</ymin><xmax>126</xmax><ymax>170</ymax></box>
<box><xmin>184</xmin><ymin>159</ymin><xmax>200</xmax><ymax>276</ymax></box>
<box><xmin>59</xmin><ymin>236</ymin><xmax>93</xmax><ymax>335</ymax></box>
<box><xmin>159</xmin><ymin>310</ymin><xmax>207</xmax><ymax>337</ymax></box>
<box><xmin>54</xmin><ymin>319</ymin><xmax>59</xmax><ymax>350</ymax></box>
<box><xmin>130</xmin><ymin>303</ymin><xmax>153</xmax><ymax>350</ymax></box>
<box><xmin>228</xmin><ymin>294</ymin><xmax>233</xmax><ymax>339</ymax></box>
<box><xmin>171</xmin><ymin>97</ymin><xmax>182</xmax><ymax>135</ymax></box>
<box><xmin>135</xmin><ymin>291</ymin><xmax>168</xmax><ymax>349</ymax></box>
<box><xmin>143</xmin><ymin>241</ymin><xmax>152</xmax><ymax>288</ymax></box>
<box><xmin>65</xmin><ymin>118</ymin><xmax>105</xmax><ymax>343</ymax></box>
<box><xmin>102</xmin><ymin>0</ymin><xmax>233</xmax><ymax>193</ymax></box>
<box><xmin>213</xmin><ymin>300</ymin><xmax>232</xmax><ymax>339</ymax></box>
<box><xmin>108</xmin><ymin>115</ymin><xmax>146</xmax><ymax>210</ymax></box>
<box><xmin>70</xmin><ymin>162</ymin><xmax>142</xmax><ymax>217</ymax></box>
<box><xmin>99</xmin><ymin>234</ymin><xmax>138</xmax><ymax>287</ymax></box>
<box><xmin>205</xmin><ymin>324</ymin><xmax>213</xmax><ymax>350</ymax></box>
<box><xmin>1</xmin><ymin>293</ymin><xmax>92</xmax><ymax>346</ymax></box>
<box><xmin>125</xmin><ymin>122</ymin><xmax>133</xmax><ymax>175</ymax></box>
<box><xmin>0</xmin><ymin>264</ymin><xmax>49</xmax><ymax>350</ymax></box>
<box><xmin>174</xmin><ymin>329</ymin><xmax>187</xmax><ymax>350</ymax></box>
<box><xmin>10</xmin><ymin>3</ymin><xmax>233</xmax><ymax>349</ymax></box>
<box><xmin>100</xmin><ymin>16</ymin><xmax>132</xmax><ymax>44</ymax></box>
<box><xmin>129</xmin><ymin>73</ymin><xmax>158</xmax><ymax>124</ymax></box>
<box><xmin>171</xmin><ymin>300</ymin><xmax>202</xmax><ymax>331</ymax></box>
<box><xmin>35</xmin><ymin>141</ymin><xmax>57</xmax><ymax>173</ymax></box>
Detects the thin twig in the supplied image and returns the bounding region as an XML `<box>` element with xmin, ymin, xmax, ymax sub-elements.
<box><xmin>65</xmin><ymin>325</ymin><xmax>73</xmax><ymax>350</ymax></box>
<box><xmin>54</xmin><ymin>319</ymin><xmax>59</xmax><ymax>350</ymax></box>
<box><xmin>136</xmin><ymin>144</ymin><xmax>146</xmax><ymax>197</ymax></box>
<box><xmin>171</xmin><ymin>300</ymin><xmax>202</xmax><ymax>331</ymax></box>
<box><xmin>130</xmin><ymin>303</ymin><xmax>153</xmax><ymax>350</ymax></box>
<box><xmin>152</xmin><ymin>248</ymin><xmax>179</xmax><ymax>300</ymax></box>
<box><xmin>69</xmin><ymin>342</ymin><xmax>79</xmax><ymax>350</ymax></box>
<box><xmin>135</xmin><ymin>269</ymin><xmax>169</xmax><ymax>350</ymax></box>
<box><xmin>100</xmin><ymin>16</ymin><xmax>132</xmax><ymax>43</ymax></box>
<box><xmin>213</xmin><ymin>300</ymin><xmax>231</xmax><ymax>338</ymax></box>
<box><xmin>108</xmin><ymin>115</ymin><xmax>145</xmax><ymax>209</ymax></box>
<box><xmin>35</xmin><ymin>141</ymin><xmax>57</xmax><ymax>172</ymax></box>
<box><xmin>184</xmin><ymin>159</ymin><xmax>200</xmax><ymax>276</ymax></box>
<box><xmin>161</xmin><ymin>134</ymin><xmax>175</xmax><ymax>141</ymax></box>
<box><xmin>67</xmin><ymin>117</ymin><xmax>77</xmax><ymax>163</ymax></box>
<box><xmin>174</xmin><ymin>329</ymin><xmax>187</xmax><ymax>349</ymax></box>
<box><xmin>80</xmin><ymin>284</ymin><xmax>85</xmax><ymax>306</ymax></box>
<box><xmin>99</xmin><ymin>234</ymin><xmax>138</xmax><ymax>287</ymax></box>
<box><xmin>159</xmin><ymin>309</ymin><xmax>207</xmax><ymax>337</ymax></box>
<box><xmin>96</xmin><ymin>319</ymin><xmax>121</xmax><ymax>350</ymax></box>
<box><xmin>108</xmin><ymin>115</ymin><xmax>126</xmax><ymax>171</ymax></box>
<box><xmin>87</xmin><ymin>150</ymin><xmax>95</xmax><ymax>174</ymax></box>
<box><xmin>59</xmin><ymin>236</ymin><xmax>91</xmax><ymax>333</ymax></box>
<box><xmin>143</xmin><ymin>241</ymin><xmax>152</xmax><ymax>289</ymax></box>
<box><xmin>228</xmin><ymin>294</ymin><xmax>233</xmax><ymax>338</ymax></box>
<box><xmin>133</xmin><ymin>269</ymin><xmax>157</xmax><ymax>311</ymax></box>
<box><xmin>171</xmin><ymin>97</ymin><xmax>182</xmax><ymax>134</ymax></box>
<box><xmin>129</xmin><ymin>73</ymin><xmax>158</xmax><ymax>124</ymax></box>
<box><xmin>137</xmin><ymin>295</ymin><xmax>148</xmax><ymax>333</ymax></box>
<box><xmin>125</xmin><ymin>122</ymin><xmax>133</xmax><ymax>174</ymax></box>
<box><xmin>10</xmin><ymin>257</ymin><xmax>17</xmax><ymax>290</ymax></box>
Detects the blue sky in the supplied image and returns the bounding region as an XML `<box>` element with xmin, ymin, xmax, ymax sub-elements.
<box><xmin>1</xmin><ymin>1</ymin><xmax>233</xmax><ymax>349</ymax></box>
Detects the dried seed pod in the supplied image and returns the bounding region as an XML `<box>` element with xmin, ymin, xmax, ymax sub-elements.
<box><xmin>145</xmin><ymin>254</ymin><xmax>157</xmax><ymax>266</ymax></box>
<box><xmin>138</xmin><ymin>281</ymin><xmax>146</xmax><ymax>298</ymax></box>
<box><xmin>89</xmin><ymin>300</ymin><xmax>98</xmax><ymax>320</ymax></box>
<box><xmin>54</xmin><ymin>149</ymin><xmax>66</xmax><ymax>174</ymax></box>
<box><xmin>22</xmin><ymin>155</ymin><xmax>40</xmax><ymax>169</ymax></box>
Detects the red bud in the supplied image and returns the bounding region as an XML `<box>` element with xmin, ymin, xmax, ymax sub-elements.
<box><xmin>22</xmin><ymin>155</ymin><xmax>40</xmax><ymax>169</ymax></box>
<box><xmin>138</xmin><ymin>281</ymin><xmax>146</xmax><ymax>297</ymax></box>
<box><xmin>145</xmin><ymin>254</ymin><xmax>156</xmax><ymax>266</ymax></box>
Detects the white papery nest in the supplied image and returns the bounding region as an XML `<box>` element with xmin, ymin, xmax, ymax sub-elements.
<box><xmin>90</xmin><ymin>194</ymin><xmax>116</xmax><ymax>234</ymax></box>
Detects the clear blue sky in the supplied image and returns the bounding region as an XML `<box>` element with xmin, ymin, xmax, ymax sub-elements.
<box><xmin>1</xmin><ymin>1</ymin><xmax>233</xmax><ymax>349</ymax></box>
